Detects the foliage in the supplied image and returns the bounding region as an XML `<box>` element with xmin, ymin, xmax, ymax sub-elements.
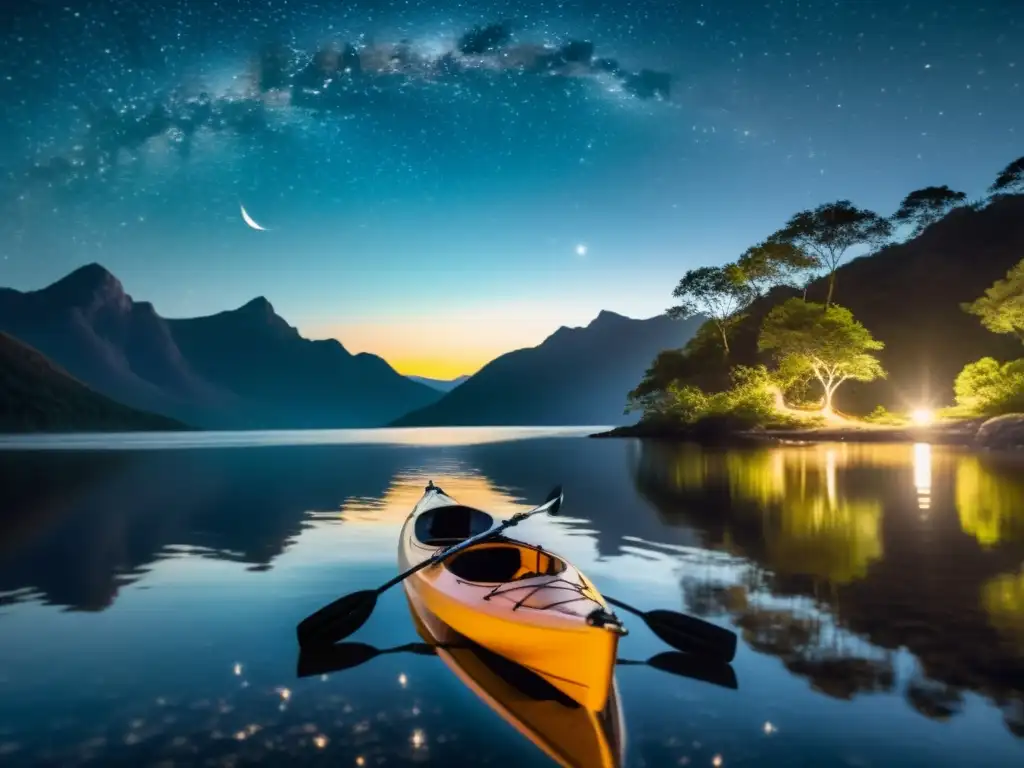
<box><xmin>953</xmin><ymin>357</ymin><xmax>1024</xmax><ymax>417</ymax></box>
<box><xmin>891</xmin><ymin>185</ymin><xmax>968</xmax><ymax>236</ymax></box>
<box><xmin>862</xmin><ymin>405</ymin><xmax>910</xmax><ymax>426</ymax></box>
<box><xmin>769</xmin><ymin>200</ymin><xmax>893</xmax><ymax>307</ymax></box>
<box><xmin>734</xmin><ymin>240</ymin><xmax>818</xmax><ymax>298</ymax></box>
<box><xmin>758</xmin><ymin>299</ymin><xmax>886</xmax><ymax>412</ymax></box>
<box><xmin>990</xmin><ymin>156</ymin><xmax>1024</xmax><ymax>195</ymax></box>
<box><xmin>667</xmin><ymin>265</ymin><xmax>750</xmax><ymax>354</ymax></box>
<box><xmin>636</xmin><ymin>365</ymin><xmax>781</xmax><ymax>426</ymax></box>
<box><xmin>961</xmin><ymin>259</ymin><xmax>1024</xmax><ymax>343</ymax></box>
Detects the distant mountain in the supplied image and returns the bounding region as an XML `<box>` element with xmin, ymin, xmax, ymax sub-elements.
<box><xmin>390</xmin><ymin>311</ymin><xmax>705</xmax><ymax>427</ymax></box>
<box><xmin>0</xmin><ymin>332</ymin><xmax>187</xmax><ymax>433</ymax></box>
<box><xmin>0</xmin><ymin>264</ymin><xmax>441</xmax><ymax>429</ymax></box>
<box><xmin>406</xmin><ymin>374</ymin><xmax>471</xmax><ymax>392</ymax></box>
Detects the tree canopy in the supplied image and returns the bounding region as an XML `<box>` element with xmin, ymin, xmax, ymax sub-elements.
<box><xmin>891</xmin><ymin>185</ymin><xmax>968</xmax><ymax>236</ymax></box>
<box><xmin>667</xmin><ymin>265</ymin><xmax>749</xmax><ymax>354</ymax></box>
<box><xmin>758</xmin><ymin>299</ymin><xmax>886</xmax><ymax>412</ymax></box>
<box><xmin>734</xmin><ymin>240</ymin><xmax>818</xmax><ymax>298</ymax></box>
<box><xmin>990</xmin><ymin>156</ymin><xmax>1024</xmax><ymax>195</ymax></box>
<box><xmin>769</xmin><ymin>200</ymin><xmax>893</xmax><ymax>307</ymax></box>
<box><xmin>961</xmin><ymin>258</ymin><xmax>1024</xmax><ymax>343</ymax></box>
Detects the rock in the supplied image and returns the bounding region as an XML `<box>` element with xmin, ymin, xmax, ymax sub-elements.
<box><xmin>975</xmin><ymin>414</ymin><xmax>1024</xmax><ymax>449</ymax></box>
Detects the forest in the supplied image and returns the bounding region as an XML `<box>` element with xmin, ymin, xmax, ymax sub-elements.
<box><xmin>628</xmin><ymin>156</ymin><xmax>1024</xmax><ymax>431</ymax></box>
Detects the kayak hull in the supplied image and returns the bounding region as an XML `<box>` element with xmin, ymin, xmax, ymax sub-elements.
<box><xmin>398</xmin><ymin>483</ymin><xmax>625</xmax><ymax>711</ymax></box>
<box><xmin>406</xmin><ymin>590</ymin><xmax>627</xmax><ymax>768</ymax></box>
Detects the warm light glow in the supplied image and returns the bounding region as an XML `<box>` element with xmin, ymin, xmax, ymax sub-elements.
<box><xmin>712</xmin><ymin>755</ymin><xmax>724</xmax><ymax>767</ymax></box>
<box><xmin>356</xmin><ymin>757</ymin><xmax>366</xmax><ymax>767</ymax></box>
<box><xmin>313</xmin><ymin>734</ymin><xmax>328</xmax><ymax>749</ymax></box>
<box><xmin>411</xmin><ymin>729</ymin><xmax>426</xmax><ymax>749</ymax></box>
<box><xmin>763</xmin><ymin>721</ymin><xmax>776</xmax><ymax>735</ymax></box>
<box><xmin>910</xmin><ymin>407</ymin><xmax>934</xmax><ymax>426</ymax></box>
<box><xmin>913</xmin><ymin>442</ymin><xmax>932</xmax><ymax>511</ymax></box>
<box><xmin>233</xmin><ymin>663</ymin><xmax>243</xmax><ymax>676</ymax></box>
<box><xmin>398</xmin><ymin>673</ymin><xmax>408</xmax><ymax>687</ymax></box>
<box><xmin>277</xmin><ymin>687</ymin><xmax>291</xmax><ymax>701</ymax></box>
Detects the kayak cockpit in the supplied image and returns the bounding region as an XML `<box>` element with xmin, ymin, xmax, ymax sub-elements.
<box><xmin>415</xmin><ymin>504</ymin><xmax>494</xmax><ymax>545</ymax></box>
<box><xmin>445</xmin><ymin>541</ymin><xmax>568</xmax><ymax>583</ymax></box>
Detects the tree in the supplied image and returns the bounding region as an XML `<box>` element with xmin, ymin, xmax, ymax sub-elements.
<box><xmin>735</xmin><ymin>240</ymin><xmax>819</xmax><ymax>298</ymax></box>
<box><xmin>769</xmin><ymin>201</ymin><xmax>893</xmax><ymax>307</ymax></box>
<box><xmin>667</xmin><ymin>265</ymin><xmax>749</xmax><ymax>354</ymax></box>
<box><xmin>891</xmin><ymin>185</ymin><xmax>968</xmax><ymax>236</ymax></box>
<box><xmin>758</xmin><ymin>298</ymin><xmax>886</xmax><ymax>413</ymax></box>
<box><xmin>962</xmin><ymin>258</ymin><xmax>1024</xmax><ymax>343</ymax></box>
<box><xmin>990</xmin><ymin>156</ymin><xmax>1024</xmax><ymax>196</ymax></box>
<box><xmin>953</xmin><ymin>357</ymin><xmax>1024</xmax><ymax>416</ymax></box>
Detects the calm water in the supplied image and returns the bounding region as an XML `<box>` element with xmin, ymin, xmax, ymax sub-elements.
<box><xmin>1</xmin><ymin>429</ymin><xmax>1023</xmax><ymax>767</ymax></box>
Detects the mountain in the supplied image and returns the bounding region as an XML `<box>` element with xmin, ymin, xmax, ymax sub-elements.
<box><xmin>0</xmin><ymin>332</ymin><xmax>187</xmax><ymax>432</ymax></box>
<box><xmin>635</xmin><ymin>193</ymin><xmax>1024</xmax><ymax>414</ymax></box>
<box><xmin>406</xmin><ymin>374</ymin><xmax>471</xmax><ymax>392</ymax></box>
<box><xmin>390</xmin><ymin>311</ymin><xmax>706</xmax><ymax>427</ymax></box>
<box><xmin>0</xmin><ymin>264</ymin><xmax>441</xmax><ymax>429</ymax></box>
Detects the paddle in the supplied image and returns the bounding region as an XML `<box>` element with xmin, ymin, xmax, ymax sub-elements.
<box><xmin>297</xmin><ymin>641</ymin><xmax>738</xmax><ymax>691</ymax></box>
<box><xmin>603</xmin><ymin>595</ymin><xmax>738</xmax><ymax>663</ymax></box>
<box><xmin>296</xmin><ymin>485</ymin><xmax>564</xmax><ymax>647</ymax></box>
<box><xmin>617</xmin><ymin>651</ymin><xmax>738</xmax><ymax>690</ymax></box>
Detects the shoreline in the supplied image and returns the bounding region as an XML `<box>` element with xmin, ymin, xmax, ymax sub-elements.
<box><xmin>589</xmin><ymin>419</ymin><xmax>991</xmax><ymax>447</ymax></box>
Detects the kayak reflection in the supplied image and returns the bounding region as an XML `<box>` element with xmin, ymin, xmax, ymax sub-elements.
<box><xmin>297</xmin><ymin>598</ymin><xmax>738</xmax><ymax>768</ymax></box>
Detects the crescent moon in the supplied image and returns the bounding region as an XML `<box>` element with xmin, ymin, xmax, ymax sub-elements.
<box><xmin>240</xmin><ymin>204</ymin><xmax>270</xmax><ymax>231</ymax></box>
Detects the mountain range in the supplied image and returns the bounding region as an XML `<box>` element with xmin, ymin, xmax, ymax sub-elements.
<box><xmin>0</xmin><ymin>264</ymin><xmax>440</xmax><ymax>429</ymax></box>
<box><xmin>405</xmin><ymin>374</ymin><xmax>471</xmax><ymax>392</ymax></box>
<box><xmin>0</xmin><ymin>331</ymin><xmax>186</xmax><ymax>433</ymax></box>
<box><xmin>391</xmin><ymin>311</ymin><xmax>705</xmax><ymax>427</ymax></box>
<box><xmin>0</xmin><ymin>265</ymin><xmax>699</xmax><ymax>431</ymax></box>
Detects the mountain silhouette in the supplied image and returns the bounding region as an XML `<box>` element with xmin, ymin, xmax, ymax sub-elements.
<box><xmin>0</xmin><ymin>264</ymin><xmax>441</xmax><ymax>429</ymax></box>
<box><xmin>0</xmin><ymin>331</ymin><xmax>187</xmax><ymax>432</ymax></box>
<box><xmin>406</xmin><ymin>374</ymin><xmax>471</xmax><ymax>392</ymax></box>
<box><xmin>390</xmin><ymin>311</ymin><xmax>705</xmax><ymax>427</ymax></box>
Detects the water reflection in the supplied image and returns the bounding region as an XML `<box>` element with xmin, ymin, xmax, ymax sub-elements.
<box><xmin>0</xmin><ymin>435</ymin><xmax>1023</xmax><ymax>765</ymax></box>
<box><xmin>634</xmin><ymin>440</ymin><xmax>1024</xmax><ymax>741</ymax></box>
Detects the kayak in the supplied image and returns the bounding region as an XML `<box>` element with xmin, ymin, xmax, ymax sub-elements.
<box><xmin>398</xmin><ymin>480</ymin><xmax>627</xmax><ymax>711</ymax></box>
<box><xmin>406</xmin><ymin>592</ymin><xmax>627</xmax><ymax>768</ymax></box>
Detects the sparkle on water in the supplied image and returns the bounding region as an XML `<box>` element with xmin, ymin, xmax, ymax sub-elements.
<box><xmin>1</xmin><ymin>430</ymin><xmax>1023</xmax><ymax>766</ymax></box>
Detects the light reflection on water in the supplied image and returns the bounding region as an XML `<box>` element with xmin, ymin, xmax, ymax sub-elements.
<box><xmin>0</xmin><ymin>431</ymin><xmax>1023</xmax><ymax>766</ymax></box>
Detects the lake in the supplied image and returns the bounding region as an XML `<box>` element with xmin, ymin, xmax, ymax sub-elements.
<box><xmin>1</xmin><ymin>428</ymin><xmax>1023</xmax><ymax>767</ymax></box>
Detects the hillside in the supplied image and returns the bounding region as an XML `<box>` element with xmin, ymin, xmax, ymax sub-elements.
<box><xmin>634</xmin><ymin>194</ymin><xmax>1024</xmax><ymax>414</ymax></box>
<box><xmin>0</xmin><ymin>264</ymin><xmax>441</xmax><ymax>429</ymax></box>
<box><xmin>391</xmin><ymin>311</ymin><xmax>705</xmax><ymax>427</ymax></box>
<box><xmin>0</xmin><ymin>332</ymin><xmax>188</xmax><ymax>433</ymax></box>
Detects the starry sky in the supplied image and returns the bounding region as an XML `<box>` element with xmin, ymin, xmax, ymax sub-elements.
<box><xmin>0</xmin><ymin>0</ymin><xmax>1020</xmax><ymax>378</ymax></box>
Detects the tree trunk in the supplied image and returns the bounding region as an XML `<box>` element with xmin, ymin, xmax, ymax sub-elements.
<box><xmin>825</xmin><ymin>272</ymin><xmax>837</xmax><ymax>308</ymax></box>
<box><xmin>717</xmin><ymin>323</ymin><xmax>730</xmax><ymax>354</ymax></box>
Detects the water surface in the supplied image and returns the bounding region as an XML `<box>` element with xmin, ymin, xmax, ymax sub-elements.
<box><xmin>1</xmin><ymin>430</ymin><xmax>1023</xmax><ymax>766</ymax></box>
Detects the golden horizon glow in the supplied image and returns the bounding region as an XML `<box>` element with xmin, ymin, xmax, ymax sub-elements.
<box><xmin>302</xmin><ymin>299</ymin><xmax>602</xmax><ymax>379</ymax></box>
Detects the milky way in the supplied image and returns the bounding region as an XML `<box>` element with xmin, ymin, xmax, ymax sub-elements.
<box><xmin>0</xmin><ymin>0</ymin><xmax>1020</xmax><ymax>363</ymax></box>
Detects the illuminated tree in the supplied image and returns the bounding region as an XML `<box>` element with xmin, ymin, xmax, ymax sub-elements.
<box><xmin>769</xmin><ymin>201</ymin><xmax>893</xmax><ymax>307</ymax></box>
<box><xmin>759</xmin><ymin>298</ymin><xmax>885</xmax><ymax>413</ymax></box>
<box><xmin>961</xmin><ymin>259</ymin><xmax>1024</xmax><ymax>343</ymax></box>
<box><xmin>891</xmin><ymin>185</ymin><xmax>968</xmax><ymax>236</ymax></box>
<box><xmin>667</xmin><ymin>265</ymin><xmax>750</xmax><ymax>354</ymax></box>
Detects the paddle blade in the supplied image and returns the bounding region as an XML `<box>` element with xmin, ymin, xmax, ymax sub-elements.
<box><xmin>297</xmin><ymin>642</ymin><xmax>381</xmax><ymax>678</ymax></box>
<box><xmin>644</xmin><ymin>609</ymin><xmax>738</xmax><ymax>662</ymax></box>
<box><xmin>646</xmin><ymin>651</ymin><xmax>739</xmax><ymax>690</ymax></box>
<box><xmin>544</xmin><ymin>485</ymin><xmax>563</xmax><ymax>515</ymax></box>
<box><xmin>296</xmin><ymin>590</ymin><xmax>378</xmax><ymax>647</ymax></box>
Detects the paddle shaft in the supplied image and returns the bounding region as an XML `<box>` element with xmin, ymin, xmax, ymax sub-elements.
<box><xmin>376</xmin><ymin>496</ymin><xmax>560</xmax><ymax>594</ymax></box>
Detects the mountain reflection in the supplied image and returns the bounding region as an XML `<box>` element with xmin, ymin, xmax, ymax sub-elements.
<box><xmin>633</xmin><ymin>441</ymin><xmax>1024</xmax><ymax>738</ymax></box>
<box><xmin>3</xmin><ymin>436</ymin><xmax>1024</xmax><ymax>755</ymax></box>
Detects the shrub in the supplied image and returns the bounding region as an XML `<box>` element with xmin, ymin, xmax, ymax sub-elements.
<box><xmin>954</xmin><ymin>357</ymin><xmax>1024</xmax><ymax>416</ymax></box>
